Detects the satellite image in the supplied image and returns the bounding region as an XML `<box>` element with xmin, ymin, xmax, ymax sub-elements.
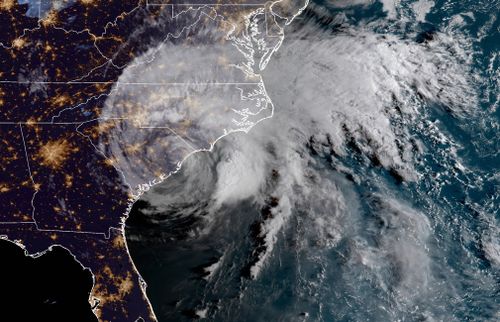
<box><xmin>0</xmin><ymin>0</ymin><xmax>498</xmax><ymax>321</ymax></box>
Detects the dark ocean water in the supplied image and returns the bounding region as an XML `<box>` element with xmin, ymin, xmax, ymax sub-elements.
<box><xmin>126</xmin><ymin>1</ymin><xmax>499</xmax><ymax>321</ymax></box>
<box><xmin>0</xmin><ymin>239</ymin><xmax>97</xmax><ymax>322</ymax></box>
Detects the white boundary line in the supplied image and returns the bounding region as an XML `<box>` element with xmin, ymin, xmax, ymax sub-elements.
<box><xmin>146</xmin><ymin>0</ymin><xmax>266</xmax><ymax>6</ymax></box>
<box><xmin>19</xmin><ymin>123</ymin><xmax>34</xmax><ymax>179</ymax></box>
<box><xmin>0</xmin><ymin>2</ymin><xmax>310</xmax><ymax>321</ymax></box>
<box><xmin>0</xmin><ymin>80</ymin><xmax>261</xmax><ymax>85</ymax></box>
<box><xmin>139</xmin><ymin>125</ymin><xmax>198</xmax><ymax>151</ymax></box>
<box><xmin>19</xmin><ymin>123</ymin><xmax>40</xmax><ymax>227</ymax></box>
<box><xmin>0</xmin><ymin>221</ymin><xmax>36</xmax><ymax>224</ymax></box>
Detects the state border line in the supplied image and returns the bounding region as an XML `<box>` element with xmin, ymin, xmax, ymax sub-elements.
<box><xmin>0</xmin><ymin>221</ymin><xmax>110</xmax><ymax>237</ymax></box>
<box><xmin>0</xmin><ymin>81</ymin><xmax>261</xmax><ymax>85</ymax></box>
<box><xmin>0</xmin><ymin>117</ymin><xmax>127</xmax><ymax>125</ymax></box>
<box><xmin>0</xmin><ymin>221</ymin><xmax>37</xmax><ymax>224</ymax></box>
<box><xmin>146</xmin><ymin>0</ymin><xmax>267</xmax><ymax>6</ymax></box>
<box><xmin>1</xmin><ymin>117</ymin><xmax>200</xmax><ymax>235</ymax></box>
<box><xmin>139</xmin><ymin>125</ymin><xmax>198</xmax><ymax>151</ymax></box>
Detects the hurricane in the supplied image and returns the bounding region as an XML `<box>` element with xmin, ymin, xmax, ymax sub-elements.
<box><xmin>125</xmin><ymin>0</ymin><xmax>499</xmax><ymax>321</ymax></box>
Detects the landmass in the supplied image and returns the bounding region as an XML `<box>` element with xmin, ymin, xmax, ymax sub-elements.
<box><xmin>0</xmin><ymin>0</ymin><xmax>307</xmax><ymax>320</ymax></box>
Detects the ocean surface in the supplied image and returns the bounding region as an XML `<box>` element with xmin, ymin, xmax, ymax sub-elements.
<box><xmin>0</xmin><ymin>240</ymin><xmax>97</xmax><ymax>321</ymax></box>
<box><xmin>126</xmin><ymin>0</ymin><xmax>500</xmax><ymax>321</ymax></box>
